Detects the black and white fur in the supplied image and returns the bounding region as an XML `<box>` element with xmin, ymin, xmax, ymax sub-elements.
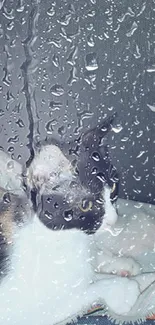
<box><xmin>0</xmin><ymin>116</ymin><xmax>151</xmax><ymax>325</ymax></box>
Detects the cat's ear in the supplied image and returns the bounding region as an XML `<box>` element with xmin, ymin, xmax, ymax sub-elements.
<box><xmin>0</xmin><ymin>150</ymin><xmax>23</xmax><ymax>195</ymax></box>
<box><xmin>81</xmin><ymin>113</ymin><xmax>117</xmax><ymax>147</ymax></box>
<box><xmin>26</xmin><ymin>144</ymin><xmax>74</xmax><ymax>195</ymax></box>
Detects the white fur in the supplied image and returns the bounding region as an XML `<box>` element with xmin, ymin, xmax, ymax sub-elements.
<box><xmin>0</xmin><ymin>214</ymin><xmax>141</xmax><ymax>325</ymax></box>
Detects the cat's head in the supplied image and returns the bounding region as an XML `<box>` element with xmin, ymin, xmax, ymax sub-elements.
<box><xmin>27</xmin><ymin>114</ymin><xmax>119</xmax><ymax>234</ymax></box>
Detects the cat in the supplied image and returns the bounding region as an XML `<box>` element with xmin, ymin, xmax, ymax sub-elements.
<box><xmin>0</xmin><ymin>115</ymin><xmax>154</xmax><ymax>325</ymax></box>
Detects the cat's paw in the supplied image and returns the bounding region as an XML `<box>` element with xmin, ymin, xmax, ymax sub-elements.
<box><xmin>117</xmin><ymin>257</ymin><xmax>141</xmax><ymax>277</ymax></box>
<box><xmin>97</xmin><ymin>256</ymin><xmax>141</xmax><ymax>277</ymax></box>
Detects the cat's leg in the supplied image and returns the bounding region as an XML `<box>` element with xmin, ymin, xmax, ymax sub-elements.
<box><xmin>86</xmin><ymin>272</ymin><xmax>155</xmax><ymax>321</ymax></box>
<box><xmin>0</xmin><ymin>150</ymin><xmax>23</xmax><ymax>194</ymax></box>
<box><xmin>82</xmin><ymin>275</ymin><xmax>140</xmax><ymax>315</ymax></box>
<box><xmin>95</xmin><ymin>248</ymin><xmax>141</xmax><ymax>276</ymax></box>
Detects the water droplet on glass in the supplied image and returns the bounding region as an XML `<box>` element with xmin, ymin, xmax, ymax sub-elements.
<box><xmin>136</xmin><ymin>130</ymin><xmax>143</xmax><ymax>138</ymax></box>
<box><xmin>47</xmin><ymin>7</ymin><xmax>55</xmax><ymax>16</ymax></box>
<box><xmin>126</xmin><ymin>21</ymin><xmax>138</xmax><ymax>37</ymax></box>
<box><xmin>0</xmin><ymin>109</ymin><xmax>4</xmax><ymax>117</ymax></box>
<box><xmin>50</xmin><ymin>84</ymin><xmax>64</xmax><ymax>96</ymax></box>
<box><xmin>67</xmin><ymin>67</ymin><xmax>78</xmax><ymax>85</ymax></box>
<box><xmin>90</xmin><ymin>0</ymin><xmax>96</xmax><ymax>4</ymax></box>
<box><xmin>97</xmin><ymin>172</ymin><xmax>106</xmax><ymax>183</ymax></box>
<box><xmin>57</xmin><ymin>13</ymin><xmax>71</xmax><ymax>26</ymax></box>
<box><xmin>66</xmin><ymin>46</ymin><xmax>78</xmax><ymax>66</ymax></box>
<box><xmin>52</xmin><ymin>54</ymin><xmax>60</xmax><ymax>68</ymax></box>
<box><xmin>7</xmin><ymin>21</ymin><xmax>14</xmax><ymax>30</ymax></box>
<box><xmin>118</xmin><ymin>7</ymin><xmax>135</xmax><ymax>22</ymax></box>
<box><xmin>44</xmin><ymin>211</ymin><xmax>53</xmax><ymax>220</ymax></box>
<box><xmin>147</xmin><ymin>104</ymin><xmax>155</xmax><ymax>112</ymax></box>
<box><xmin>92</xmin><ymin>152</ymin><xmax>100</xmax><ymax>161</ymax></box>
<box><xmin>8</xmin><ymin>135</ymin><xmax>19</xmax><ymax>144</ymax></box>
<box><xmin>7</xmin><ymin>160</ymin><xmax>14</xmax><ymax>170</ymax></box>
<box><xmin>47</xmin><ymin>37</ymin><xmax>61</xmax><ymax>48</ymax></box>
<box><xmin>45</xmin><ymin>119</ymin><xmax>57</xmax><ymax>134</ymax></box>
<box><xmin>8</xmin><ymin>146</ymin><xmax>14</xmax><ymax>153</ymax></box>
<box><xmin>85</xmin><ymin>52</ymin><xmax>98</xmax><ymax>71</ymax></box>
<box><xmin>133</xmin><ymin>174</ymin><xmax>141</xmax><ymax>181</ymax></box>
<box><xmin>49</xmin><ymin>101</ymin><xmax>62</xmax><ymax>112</ymax></box>
<box><xmin>87</xmin><ymin>34</ymin><xmax>95</xmax><ymax>47</ymax></box>
<box><xmin>91</xmin><ymin>167</ymin><xmax>97</xmax><ymax>175</ymax></box>
<box><xmin>147</xmin><ymin>65</ymin><xmax>155</xmax><ymax>73</ymax></box>
<box><xmin>3</xmin><ymin>7</ymin><xmax>15</xmax><ymax>20</ymax></box>
<box><xmin>64</xmin><ymin>209</ymin><xmax>73</xmax><ymax>221</ymax></box>
<box><xmin>16</xmin><ymin>118</ymin><xmax>25</xmax><ymax>128</ymax></box>
<box><xmin>3</xmin><ymin>192</ymin><xmax>11</xmax><ymax>204</ymax></box>
<box><xmin>0</xmin><ymin>25</ymin><xmax>4</xmax><ymax>38</ymax></box>
<box><xmin>84</xmin><ymin>72</ymin><xmax>96</xmax><ymax>89</ymax></box>
<box><xmin>136</xmin><ymin>151</ymin><xmax>145</xmax><ymax>158</ymax></box>
<box><xmin>112</xmin><ymin>125</ymin><xmax>123</xmax><ymax>133</ymax></box>
<box><xmin>87</xmin><ymin>10</ymin><xmax>96</xmax><ymax>17</ymax></box>
<box><xmin>58</xmin><ymin>126</ymin><xmax>66</xmax><ymax>137</ymax></box>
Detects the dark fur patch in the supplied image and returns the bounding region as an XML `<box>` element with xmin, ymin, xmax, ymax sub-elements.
<box><xmin>37</xmin><ymin>192</ymin><xmax>104</xmax><ymax>234</ymax></box>
<box><xmin>0</xmin><ymin>187</ymin><xmax>31</xmax><ymax>278</ymax></box>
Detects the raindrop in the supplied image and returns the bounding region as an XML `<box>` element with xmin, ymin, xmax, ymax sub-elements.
<box><xmin>16</xmin><ymin>0</ymin><xmax>24</xmax><ymax>12</ymax></box>
<box><xmin>87</xmin><ymin>10</ymin><xmax>96</xmax><ymax>17</ymax></box>
<box><xmin>47</xmin><ymin>37</ymin><xmax>61</xmax><ymax>48</ymax></box>
<box><xmin>8</xmin><ymin>135</ymin><xmax>19</xmax><ymax>144</ymax></box>
<box><xmin>52</xmin><ymin>54</ymin><xmax>60</xmax><ymax>68</ymax></box>
<box><xmin>16</xmin><ymin>118</ymin><xmax>25</xmax><ymax>128</ymax></box>
<box><xmin>64</xmin><ymin>209</ymin><xmax>73</xmax><ymax>221</ymax></box>
<box><xmin>3</xmin><ymin>192</ymin><xmax>11</xmax><ymax>204</ymax></box>
<box><xmin>0</xmin><ymin>109</ymin><xmax>4</xmax><ymax>117</ymax></box>
<box><xmin>85</xmin><ymin>52</ymin><xmax>98</xmax><ymax>71</ymax></box>
<box><xmin>7</xmin><ymin>161</ymin><xmax>14</xmax><ymax>170</ymax></box>
<box><xmin>133</xmin><ymin>174</ymin><xmax>141</xmax><ymax>181</ymax></box>
<box><xmin>67</xmin><ymin>67</ymin><xmax>78</xmax><ymax>85</ymax></box>
<box><xmin>68</xmin><ymin>4</ymin><xmax>75</xmax><ymax>13</ymax></box>
<box><xmin>45</xmin><ymin>119</ymin><xmax>57</xmax><ymax>134</ymax></box>
<box><xmin>7</xmin><ymin>21</ymin><xmax>14</xmax><ymax>30</ymax></box>
<box><xmin>97</xmin><ymin>172</ymin><xmax>106</xmax><ymax>183</ymax></box>
<box><xmin>147</xmin><ymin>104</ymin><xmax>155</xmax><ymax>112</ymax></box>
<box><xmin>0</xmin><ymin>25</ymin><xmax>4</xmax><ymax>38</ymax></box>
<box><xmin>136</xmin><ymin>130</ymin><xmax>143</xmax><ymax>138</ymax></box>
<box><xmin>50</xmin><ymin>84</ymin><xmax>64</xmax><ymax>96</ymax></box>
<box><xmin>112</xmin><ymin>125</ymin><xmax>123</xmax><ymax>133</ymax></box>
<box><xmin>49</xmin><ymin>101</ymin><xmax>62</xmax><ymax>112</ymax></box>
<box><xmin>91</xmin><ymin>167</ymin><xmax>97</xmax><ymax>174</ymax></box>
<box><xmin>147</xmin><ymin>66</ymin><xmax>155</xmax><ymax>73</ymax></box>
<box><xmin>47</xmin><ymin>7</ymin><xmax>55</xmax><ymax>17</ymax></box>
<box><xmin>92</xmin><ymin>152</ymin><xmax>100</xmax><ymax>161</ymax></box>
<box><xmin>90</xmin><ymin>0</ymin><xmax>96</xmax><ymax>4</ymax></box>
<box><xmin>58</xmin><ymin>126</ymin><xmax>66</xmax><ymax>137</ymax></box>
<box><xmin>57</xmin><ymin>13</ymin><xmax>72</xmax><ymax>26</ymax></box>
<box><xmin>44</xmin><ymin>211</ymin><xmax>53</xmax><ymax>220</ymax></box>
<box><xmin>136</xmin><ymin>151</ymin><xmax>145</xmax><ymax>158</ymax></box>
<box><xmin>84</xmin><ymin>73</ymin><xmax>96</xmax><ymax>89</ymax></box>
<box><xmin>118</xmin><ymin>7</ymin><xmax>135</xmax><ymax>22</ymax></box>
<box><xmin>87</xmin><ymin>34</ymin><xmax>95</xmax><ymax>47</ymax></box>
<box><xmin>3</xmin><ymin>7</ymin><xmax>14</xmax><ymax>20</ymax></box>
<box><xmin>8</xmin><ymin>146</ymin><xmax>14</xmax><ymax>153</ymax></box>
<box><xmin>126</xmin><ymin>21</ymin><xmax>138</xmax><ymax>37</ymax></box>
<box><xmin>54</xmin><ymin>202</ymin><xmax>59</xmax><ymax>209</ymax></box>
<box><xmin>66</xmin><ymin>46</ymin><xmax>78</xmax><ymax>66</ymax></box>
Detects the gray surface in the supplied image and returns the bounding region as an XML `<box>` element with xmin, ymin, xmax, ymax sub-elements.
<box><xmin>0</xmin><ymin>0</ymin><xmax>155</xmax><ymax>204</ymax></box>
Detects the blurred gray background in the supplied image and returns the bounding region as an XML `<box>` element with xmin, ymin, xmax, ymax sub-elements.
<box><xmin>0</xmin><ymin>0</ymin><xmax>155</xmax><ymax>204</ymax></box>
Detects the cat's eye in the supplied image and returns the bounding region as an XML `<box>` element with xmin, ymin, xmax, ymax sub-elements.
<box><xmin>111</xmin><ymin>182</ymin><xmax>116</xmax><ymax>194</ymax></box>
<box><xmin>79</xmin><ymin>199</ymin><xmax>93</xmax><ymax>212</ymax></box>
